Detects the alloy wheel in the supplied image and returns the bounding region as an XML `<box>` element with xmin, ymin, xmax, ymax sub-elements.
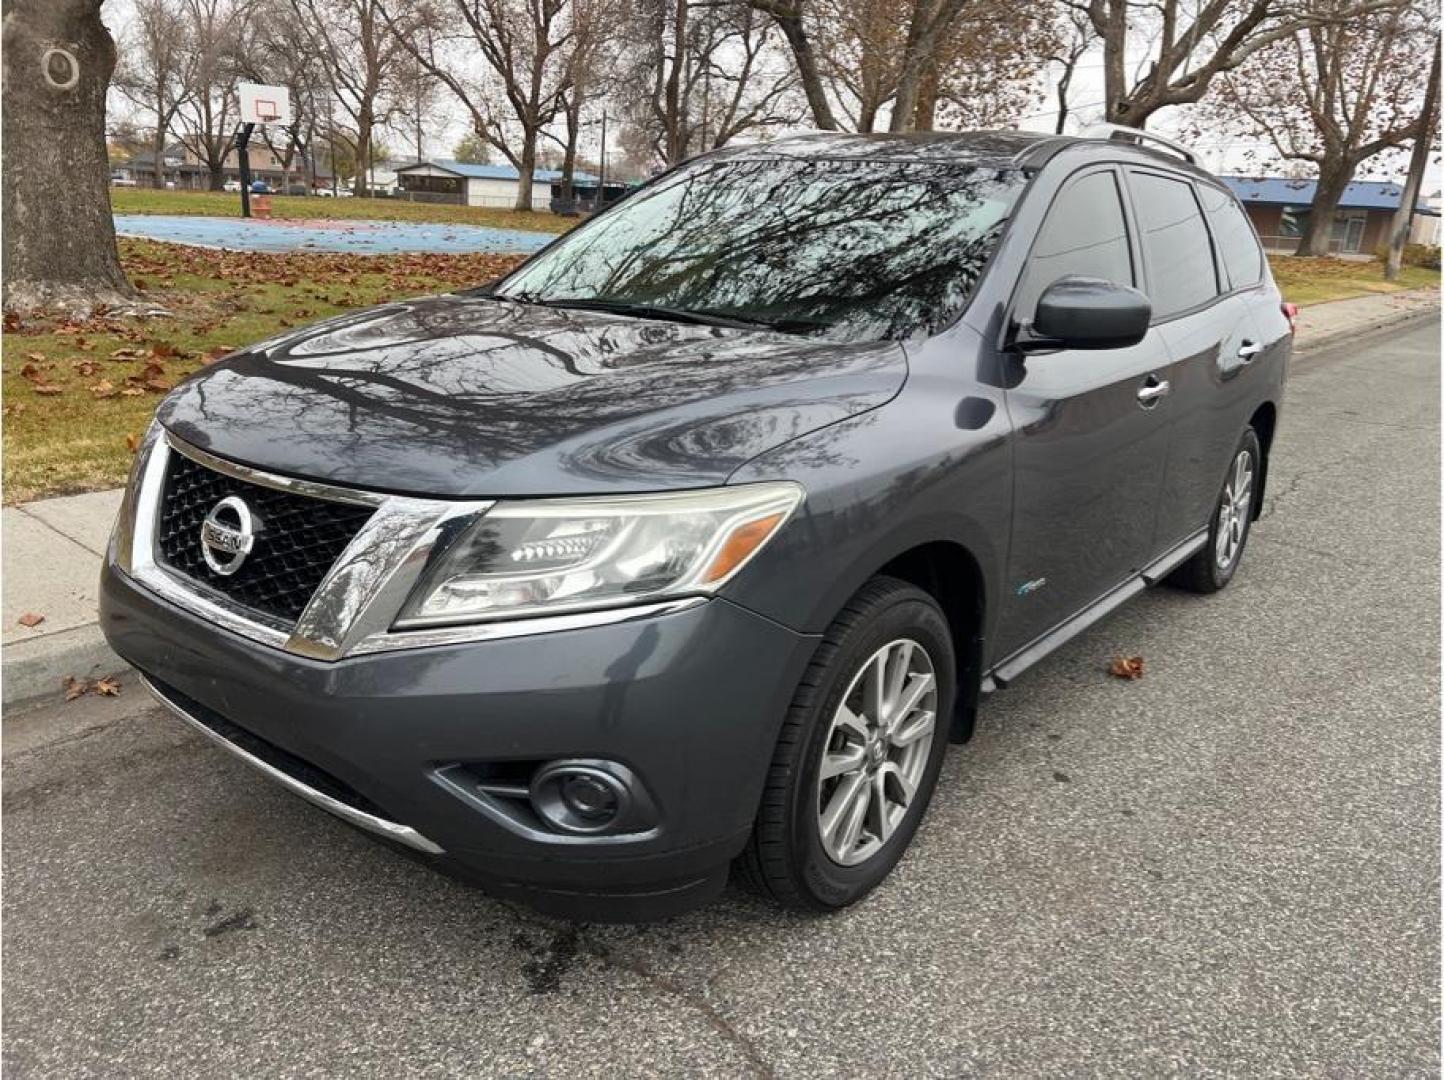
<box><xmin>816</xmin><ymin>638</ymin><xmax>939</xmax><ymax>867</ymax></box>
<box><xmin>1215</xmin><ymin>448</ymin><xmax>1255</xmax><ymax>570</ymax></box>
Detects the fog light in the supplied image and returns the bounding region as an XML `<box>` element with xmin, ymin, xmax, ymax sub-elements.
<box><xmin>530</xmin><ymin>761</ymin><xmax>634</xmax><ymax>835</ymax></box>
<box><xmin>560</xmin><ymin>773</ymin><xmax>619</xmax><ymax>821</ymax></box>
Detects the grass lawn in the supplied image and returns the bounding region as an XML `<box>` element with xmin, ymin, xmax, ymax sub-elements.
<box><xmin>2</xmin><ymin>239</ymin><xmax>526</xmax><ymax>504</ymax></box>
<box><xmin>111</xmin><ymin>187</ymin><xmax>573</xmax><ymax>234</ymax></box>
<box><xmin>1268</xmin><ymin>255</ymin><xmax>1440</xmax><ymax>306</ymax></box>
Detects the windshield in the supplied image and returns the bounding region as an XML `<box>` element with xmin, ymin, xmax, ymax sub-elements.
<box><xmin>497</xmin><ymin>156</ymin><xmax>1025</xmax><ymax>342</ymax></box>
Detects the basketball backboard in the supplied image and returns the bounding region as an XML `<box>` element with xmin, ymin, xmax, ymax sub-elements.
<box><xmin>238</xmin><ymin>82</ymin><xmax>291</xmax><ymax>126</ymax></box>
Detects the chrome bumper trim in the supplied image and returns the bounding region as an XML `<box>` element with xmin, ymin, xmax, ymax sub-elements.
<box><xmin>141</xmin><ymin>675</ymin><xmax>446</xmax><ymax>856</ymax></box>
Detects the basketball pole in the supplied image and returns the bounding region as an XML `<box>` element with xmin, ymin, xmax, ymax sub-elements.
<box><xmin>235</xmin><ymin>121</ymin><xmax>256</xmax><ymax>218</ymax></box>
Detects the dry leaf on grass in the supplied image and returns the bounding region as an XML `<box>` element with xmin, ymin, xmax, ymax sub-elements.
<box><xmin>91</xmin><ymin>379</ymin><xmax>119</xmax><ymax>398</ymax></box>
<box><xmin>17</xmin><ymin>612</ymin><xmax>45</xmax><ymax>628</ymax></box>
<box><xmin>125</xmin><ymin>432</ymin><xmax>141</xmax><ymax>453</ymax></box>
<box><xmin>1108</xmin><ymin>656</ymin><xmax>1145</xmax><ymax>680</ymax></box>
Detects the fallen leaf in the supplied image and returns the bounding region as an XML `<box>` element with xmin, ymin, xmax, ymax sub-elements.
<box><xmin>94</xmin><ymin>675</ymin><xmax>122</xmax><ymax>697</ymax></box>
<box><xmin>32</xmin><ymin>383</ymin><xmax>63</xmax><ymax>396</ymax></box>
<box><xmin>91</xmin><ymin>379</ymin><xmax>118</xmax><ymax>398</ymax></box>
<box><xmin>1108</xmin><ymin>655</ymin><xmax>1145</xmax><ymax>680</ymax></box>
<box><xmin>72</xmin><ymin>359</ymin><xmax>100</xmax><ymax>376</ymax></box>
<box><xmin>125</xmin><ymin>432</ymin><xmax>140</xmax><ymax>453</ymax></box>
<box><xmin>62</xmin><ymin>675</ymin><xmax>86</xmax><ymax>701</ymax></box>
<box><xmin>17</xmin><ymin>612</ymin><xmax>45</xmax><ymax>628</ymax></box>
<box><xmin>24</xmin><ymin>351</ymin><xmax>44</xmax><ymax>362</ymax></box>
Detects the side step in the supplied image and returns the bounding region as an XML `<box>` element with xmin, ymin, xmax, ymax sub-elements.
<box><xmin>981</xmin><ymin>530</ymin><xmax>1207</xmax><ymax>692</ymax></box>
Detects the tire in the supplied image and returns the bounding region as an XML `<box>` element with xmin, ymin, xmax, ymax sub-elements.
<box><xmin>1170</xmin><ymin>426</ymin><xmax>1263</xmax><ymax>594</ymax></box>
<box><xmin>737</xmin><ymin>576</ymin><xmax>956</xmax><ymax>912</ymax></box>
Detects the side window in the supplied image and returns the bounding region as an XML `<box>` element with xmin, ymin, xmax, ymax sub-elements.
<box><xmin>1197</xmin><ymin>183</ymin><xmax>1264</xmax><ymax>289</ymax></box>
<box><xmin>1129</xmin><ymin>171</ymin><xmax>1220</xmax><ymax>318</ymax></box>
<box><xmin>1017</xmin><ymin>170</ymin><xmax>1134</xmax><ymax>317</ymax></box>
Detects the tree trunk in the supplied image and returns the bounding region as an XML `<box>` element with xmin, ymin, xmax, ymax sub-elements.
<box><xmin>912</xmin><ymin>58</ymin><xmax>939</xmax><ymax>132</ymax></box>
<box><xmin>151</xmin><ymin>124</ymin><xmax>167</xmax><ymax>188</ymax></box>
<box><xmin>1385</xmin><ymin>42</ymin><xmax>1440</xmax><ymax>280</ymax></box>
<box><xmin>207</xmin><ymin>158</ymin><xmax>224</xmax><ymax>190</ymax></box>
<box><xmin>1099</xmin><ymin>0</ymin><xmax>1130</xmax><ymax>123</ymax></box>
<box><xmin>355</xmin><ymin>108</ymin><xmax>372</xmax><ymax>197</ymax></box>
<box><xmin>514</xmin><ymin>130</ymin><xmax>536</xmax><ymax>212</ymax></box>
<box><xmin>888</xmin><ymin>10</ymin><xmax>932</xmax><ymax>133</ymax></box>
<box><xmin>1296</xmin><ymin>162</ymin><xmax>1353</xmax><ymax>257</ymax></box>
<box><xmin>2</xmin><ymin>0</ymin><xmax>133</xmax><ymax>314</ymax></box>
<box><xmin>767</xmin><ymin>4</ymin><xmax>838</xmax><ymax>130</ymax></box>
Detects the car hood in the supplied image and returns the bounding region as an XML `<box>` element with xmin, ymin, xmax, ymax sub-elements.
<box><xmin>157</xmin><ymin>294</ymin><xmax>907</xmax><ymax>497</ymax></box>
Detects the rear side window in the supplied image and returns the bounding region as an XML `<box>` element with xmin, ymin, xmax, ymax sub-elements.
<box><xmin>1198</xmin><ymin>183</ymin><xmax>1264</xmax><ymax>289</ymax></box>
<box><xmin>1016</xmin><ymin>170</ymin><xmax>1134</xmax><ymax>316</ymax></box>
<box><xmin>1129</xmin><ymin>171</ymin><xmax>1219</xmax><ymax>319</ymax></box>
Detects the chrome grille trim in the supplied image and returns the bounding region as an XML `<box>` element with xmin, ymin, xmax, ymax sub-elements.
<box><xmin>116</xmin><ymin>429</ymin><xmax>700</xmax><ymax>661</ymax></box>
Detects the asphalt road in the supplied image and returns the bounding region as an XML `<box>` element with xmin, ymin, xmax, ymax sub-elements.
<box><xmin>4</xmin><ymin>316</ymin><xmax>1439</xmax><ymax>1078</ymax></box>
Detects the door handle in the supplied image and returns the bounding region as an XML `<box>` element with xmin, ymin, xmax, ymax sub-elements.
<box><xmin>1137</xmin><ymin>376</ymin><xmax>1171</xmax><ymax>407</ymax></box>
<box><xmin>1237</xmin><ymin>341</ymin><xmax>1264</xmax><ymax>363</ymax></box>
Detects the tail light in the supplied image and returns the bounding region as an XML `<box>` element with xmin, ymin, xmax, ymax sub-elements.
<box><xmin>1281</xmin><ymin>302</ymin><xmax>1299</xmax><ymax>334</ymax></box>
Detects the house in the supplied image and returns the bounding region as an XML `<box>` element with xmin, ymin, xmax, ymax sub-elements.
<box><xmin>395</xmin><ymin>159</ymin><xmax>599</xmax><ymax>210</ymax></box>
<box><xmin>1222</xmin><ymin>175</ymin><xmax>1439</xmax><ymax>256</ymax></box>
<box><xmin>115</xmin><ymin>142</ymin><xmax>332</xmax><ymax>193</ymax></box>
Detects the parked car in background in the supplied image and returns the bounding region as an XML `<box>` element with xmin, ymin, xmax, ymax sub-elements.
<box><xmin>102</xmin><ymin>125</ymin><xmax>1294</xmax><ymax>922</ymax></box>
<box><xmin>111</xmin><ymin>175</ymin><xmax>137</xmax><ymax>187</ymax></box>
<box><xmin>223</xmin><ymin>180</ymin><xmax>242</xmax><ymax>193</ymax></box>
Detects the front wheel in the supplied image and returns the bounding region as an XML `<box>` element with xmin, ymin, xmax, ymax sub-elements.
<box><xmin>1170</xmin><ymin>427</ymin><xmax>1262</xmax><ymax>594</ymax></box>
<box><xmin>737</xmin><ymin>576</ymin><xmax>955</xmax><ymax>911</ymax></box>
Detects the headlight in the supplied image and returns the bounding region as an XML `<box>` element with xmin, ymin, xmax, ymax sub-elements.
<box><xmin>395</xmin><ymin>482</ymin><xmax>804</xmax><ymax>627</ymax></box>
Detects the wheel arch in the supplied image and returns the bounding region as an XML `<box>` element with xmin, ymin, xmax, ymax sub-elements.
<box><xmin>873</xmin><ymin>540</ymin><xmax>987</xmax><ymax>745</ymax></box>
<box><xmin>1248</xmin><ymin>400</ymin><xmax>1278</xmax><ymax>520</ymax></box>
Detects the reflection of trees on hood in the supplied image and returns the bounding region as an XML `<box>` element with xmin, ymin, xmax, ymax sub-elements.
<box><xmin>502</xmin><ymin>156</ymin><xmax>1022</xmax><ymax>342</ymax></box>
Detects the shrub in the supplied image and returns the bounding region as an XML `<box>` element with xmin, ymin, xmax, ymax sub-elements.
<box><xmin>1373</xmin><ymin>243</ymin><xmax>1441</xmax><ymax>269</ymax></box>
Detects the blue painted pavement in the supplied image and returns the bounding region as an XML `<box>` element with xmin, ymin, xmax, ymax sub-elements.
<box><xmin>113</xmin><ymin>214</ymin><xmax>554</xmax><ymax>255</ymax></box>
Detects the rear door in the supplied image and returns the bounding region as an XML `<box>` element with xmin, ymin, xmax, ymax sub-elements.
<box><xmin>996</xmin><ymin>166</ymin><xmax>1173</xmax><ymax>658</ymax></box>
<box><xmin>1131</xmin><ymin>172</ymin><xmax>1269</xmax><ymax>547</ymax></box>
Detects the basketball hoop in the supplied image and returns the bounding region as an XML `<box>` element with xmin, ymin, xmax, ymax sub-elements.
<box><xmin>238</xmin><ymin>82</ymin><xmax>292</xmax><ymax>127</ymax></box>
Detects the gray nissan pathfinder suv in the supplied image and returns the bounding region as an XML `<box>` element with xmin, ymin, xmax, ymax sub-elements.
<box><xmin>101</xmin><ymin>126</ymin><xmax>1293</xmax><ymax>920</ymax></box>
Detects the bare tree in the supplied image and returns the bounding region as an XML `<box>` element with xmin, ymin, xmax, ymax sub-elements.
<box><xmin>3</xmin><ymin>0</ymin><xmax>133</xmax><ymax>313</ymax></box>
<box><xmin>618</xmin><ymin>0</ymin><xmax>799</xmax><ymax>166</ymax></box>
<box><xmin>746</xmin><ymin>0</ymin><xmax>838</xmax><ymax>129</ymax></box>
<box><xmin>289</xmin><ymin>0</ymin><xmax>409</xmax><ymax>195</ymax></box>
<box><xmin>114</xmin><ymin>0</ymin><xmax>197</xmax><ymax>188</ymax></box>
<box><xmin>810</xmin><ymin>0</ymin><xmax>1052</xmax><ymax>132</ymax></box>
<box><xmin>1207</xmin><ymin>0</ymin><xmax>1435</xmax><ymax>255</ymax></box>
<box><xmin>385</xmin><ymin>0</ymin><xmax>575</xmax><ymax>211</ymax></box>
<box><xmin>1072</xmin><ymin>0</ymin><xmax>1408</xmax><ymax>130</ymax></box>
<box><xmin>171</xmin><ymin>0</ymin><xmax>247</xmax><ymax>190</ymax></box>
<box><xmin>1048</xmin><ymin>5</ymin><xmax>1095</xmax><ymax>133</ymax></box>
<box><xmin>238</xmin><ymin>1</ymin><xmax>328</xmax><ymax>191</ymax></box>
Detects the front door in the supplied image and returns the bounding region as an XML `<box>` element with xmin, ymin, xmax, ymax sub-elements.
<box><xmin>997</xmin><ymin>167</ymin><xmax>1173</xmax><ymax>659</ymax></box>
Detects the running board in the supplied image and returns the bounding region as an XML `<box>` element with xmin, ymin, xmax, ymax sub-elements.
<box><xmin>981</xmin><ymin>530</ymin><xmax>1207</xmax><ymax>693</ymax></box>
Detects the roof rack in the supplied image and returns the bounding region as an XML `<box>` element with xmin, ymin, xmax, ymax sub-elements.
<box><xmin>1081</xmin><ymin>123</ymin><xmax>1198</xmax><ymax>166</ymax></box>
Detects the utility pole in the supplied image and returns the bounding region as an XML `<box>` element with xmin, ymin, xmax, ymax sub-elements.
<box><xmin>234</xmin><ymin>122</ymin><xmax>256</xmax><ymax>218</ymax></box>
<box><xmin>1385</xmin><ymin>41</ymin><xmax>1441</xmax><ymax>281</ymax></box>
<box><xmin>598</xmin><ymin>109</ymin><xmax>607</xmax><ymax>207</ymax></box>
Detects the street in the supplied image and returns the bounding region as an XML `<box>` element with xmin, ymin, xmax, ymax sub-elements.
<box><xmin>3</xmin><ymin>317</ymin><xmax>1438</xmax><ymax>1077</ymax></box>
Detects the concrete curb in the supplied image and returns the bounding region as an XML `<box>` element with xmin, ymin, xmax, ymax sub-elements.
<box><xmin>1</xmin><ymin>289</ymin><xmax>1438</xmax><ymax>713</ymax></box>
<box><xmin>1293</xmin><ymin>290</ymin><xmax>1439</xmax><ymax>355</ymax></box>
<box><xmin>3</xmin><ymin>624</ymin><xmax>126</xmax><ymax>709</ymax></box>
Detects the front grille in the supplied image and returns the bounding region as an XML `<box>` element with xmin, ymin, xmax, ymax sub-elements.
<box><xmin>156</xmin><ymin>451</ymin><xmax>375</xmax><ymax>625</ymax></box>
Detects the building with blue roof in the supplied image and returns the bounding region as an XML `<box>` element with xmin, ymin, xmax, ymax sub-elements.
<box><xmin>1221</xmin><ymin>175</ymin><xmax>1439</xmax><ymax>255</ymax></box>
<box><xmin>395</xmin><ymin>158</ymin><xmax>601</xmax><ymax>211</ymax></box>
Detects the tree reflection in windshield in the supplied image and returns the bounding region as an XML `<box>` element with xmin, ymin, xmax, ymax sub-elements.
<box><xmin>498</xmin><ymin>156</ymin><xmax>1025</xmax><ymax>342</ymax></box>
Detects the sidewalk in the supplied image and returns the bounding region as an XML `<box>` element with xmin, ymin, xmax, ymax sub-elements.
<box><xmin>3</xmin><ymin>489</ymin><xmax>124</xmax><ymax>705</ymax></box>
<box><xmin>2</xmin><ymin>284</ymin><xmax>1437</xmax><ymax>707</ymax></box>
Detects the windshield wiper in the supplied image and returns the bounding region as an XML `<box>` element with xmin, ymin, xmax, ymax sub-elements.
<box><xmin>505</xmin><ymin>294</ymin><xmax>825</xmax><ymax>334</ymax></box>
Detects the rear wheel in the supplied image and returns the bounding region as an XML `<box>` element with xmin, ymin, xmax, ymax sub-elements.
<box><xmin>1170</xmin><ymin>427</ymin><xmax>1262</xmax><ymax>594</ymax></box>
<box><xmin>737</xmin><ymin>576</ymin><xmax>955</xmax><ymax>911</ymax></box>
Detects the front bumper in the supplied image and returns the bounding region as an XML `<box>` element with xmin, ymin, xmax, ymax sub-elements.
<box><xmin>101</xmin><ymin>562</ymin><xmax>817</xmax><ymax>920</ymax></box>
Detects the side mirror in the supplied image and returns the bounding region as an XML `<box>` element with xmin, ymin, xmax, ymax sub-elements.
<box><xmin>1025</xmin><ymin>276</ymin><xmax>1152</xmax><ymax>351</ymax></box>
